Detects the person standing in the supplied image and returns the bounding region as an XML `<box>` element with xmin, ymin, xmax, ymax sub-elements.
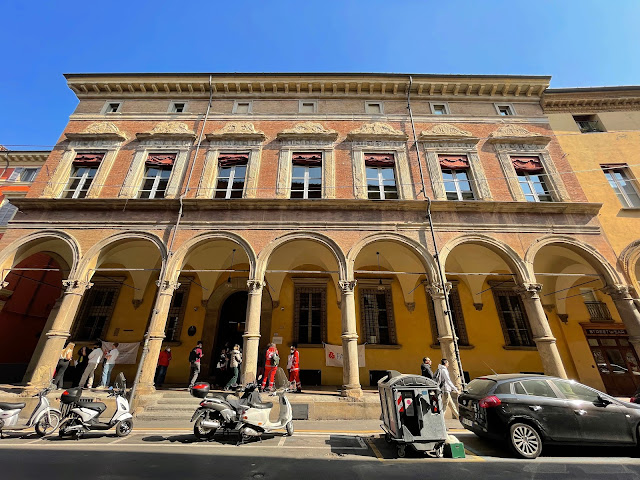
<box><xmin>53</xmin><ymin>343</ymin><xmax>75</xmax><ymax>389</ymax></box>
<box><xmin>436</xmin><ymin>358</ymin><xmax>459</xmax><ymax>418</ymax></box>
<box><xmin>421</xmin><ymin>357</ymin><xmax>434</xmax><ymax>380</ymax></box>
<box><xmin>261</xmin><ymin>343</ymin><xmax>279</xmax><ymax>392</ymax></box>
<box><xmin>79</xmin><ymin>343</ymin><xmax>103</xmax><ymax>388</ymax></box>
<box><xmin>287</xmin><ymin>344</ymin><xmax>301</xmax><ymax>393</ymax></box>
<box><xmin>224</xmin><ymin>344</ymin><xmax>242</xmax><ymax>390</ymax></box>
<box><xmin>73</xmin><ymin>346</ymin><xmax>90</xmax><ymax>387</ymax></box>
<box><xmin>155</xmin><ymin>346</ymin><xmax>172</xmax><ymax>388</ymax></box>
<box><xmin>99</xmin><ymin>343</ymin><xmax>119</xmax><ymax>388</ymax></box>
<box><xmin>188</xmin><ymin>341</ymin><xmax>203</xmax><ymax>388</ymax></box>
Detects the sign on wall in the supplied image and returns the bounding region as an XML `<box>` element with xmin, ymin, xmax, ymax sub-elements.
<box><xmin>324</xmin><ymin>343</ymin><xmax>366</xmax><ymax>367</ymax></box>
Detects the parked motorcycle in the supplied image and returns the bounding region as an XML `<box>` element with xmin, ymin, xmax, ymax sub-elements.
<box><xmin>0</xmin><ymin>382</ymin><xmax>62</xmax><ymax>438</ymax></box>
<box><xmin>58</xmin><ymin>373</ymin><xmax>133</xmax><ymax>438</ymax></box>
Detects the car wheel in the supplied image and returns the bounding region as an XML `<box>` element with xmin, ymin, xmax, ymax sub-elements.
<box><xmin>509</xmin><ymin>422</ymin><xmax>542</xmax><ymax>459</ymax></box>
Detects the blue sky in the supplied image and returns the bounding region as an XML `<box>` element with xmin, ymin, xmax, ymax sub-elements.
<box><xmin>2</xmin><ymin>0</ymin><xmax>639</xmax><ymax>149</ymax></box>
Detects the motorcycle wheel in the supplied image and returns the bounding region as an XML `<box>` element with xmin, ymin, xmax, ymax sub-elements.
<box><xmin>286</xmin><ymin>421</ymin><xmax>294</xmax><ymax>436</ymax></box>
<box><xmin>115</xmin><ymin>419</ymin><xmax>133</xmax><ymax>437</ymax></box>
<box><xmin>193</xmin><ymin>417</ymin><xmax>216</xmax><ymax>441</ymax></box>
<box><xmin>35</xmin><ymin>411</ymin><xmax>62</xmax><ymax>437</ymax></box>
<box><xmin>58</xmin><ymin>416</ymin><xmax>82</xmax><ymax>439</ymax></box>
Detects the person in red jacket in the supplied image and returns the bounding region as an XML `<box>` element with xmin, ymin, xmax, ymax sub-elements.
<box><xmin>154</xmin><ymin>346</ymin><xmax>172</xmax><ymax>388</ymax></box>
<box><xmin>287</xmin><ymin>343</ymin><xmax>301</xmax><ymax>393</ymax></box>
<box><xmin>261</xmin><ymin>343</ymin><xmax>279</xmax><ymax>391</ymax></box>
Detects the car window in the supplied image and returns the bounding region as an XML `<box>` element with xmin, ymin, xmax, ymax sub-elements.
<box><xmin>466</xmin><ymin>379</ymin><xmax>496</xmax><ymax>396</ymax></box>
<box><xmin>551</xmin><ymin>380</ymin><xmax>600</xmax><ymax>402</ymax></box>
<box><xmin>514</xmin><ymin>382</ymin><xmax>526</xmax><ymax>395</ymax></box>
<box><xmin>494</xmin><ymin>383</ymin><xmax>511</xmax><ymax>394</ymax></box>
<box><xmin>519</xmin><ymin>379</ymin><xmax>557</xmax><ymax>398</ymax></box>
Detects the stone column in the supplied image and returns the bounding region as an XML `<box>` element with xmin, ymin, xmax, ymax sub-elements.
<box><xmin>516</xmin><ymin>283</ymin><xmax>567</xmax><ymax>378</ymax></box>
<box><xmin>604</xmin><ymin>284</ymin><xmax>640</xmax><ymax>359</ymax></box>
<box><xmin>136</xmin><ymin>280</ymin><xmax>180</xmax><ymax>394</ymax></box>
<box><xmin>24</xmin><ymin>279</ymin><xmax>93</xmax><ymax>388</ymax></box>
<box><xmin>241</xmin><ymin>279</ymin><xmax>264</xmax><ymax>385</ymax></box>
<box><xmin>426</xmin><ymin>282</ymin><xmax>462</xmax><ymax>390</ymax></box>
<box><xmin>339</xmin><ymin>280</ymin><xmax>362</xmax><ymax>398</ymax></box>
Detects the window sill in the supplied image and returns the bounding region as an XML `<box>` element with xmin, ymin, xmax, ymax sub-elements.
<box><xmin>620</xmin><ymin>207</ymin><xmax>640</xmax><ymax>212</ymax></box>
<box><xmin>364</xmin><ymin>344</ymin><xmax>402</xmax><ymax>349</ymax></box>
<box><xmin>431</xmin><ymin>344</ymin><xmax>475</xmax><ymax>350</ymax></box>
<box><xmin>502</xmin><ymin>345</ymin><xmax>538</xmax><ymax>351</ymax></box>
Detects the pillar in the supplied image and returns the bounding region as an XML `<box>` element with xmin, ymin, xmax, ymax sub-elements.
<box><xmin>24</xmin><ymin>279</ymin><xmax>93</xmax><ymax>388</ymax></box>
<box><xmin>604</xmin><ymin>284</ymin><xmax>640</xmax><ymax>359</ymax></box>
<box><xmin>241</xmin><ymin>279</ymin><xmax>263</xmax><ymax>385</ymax></box>
<box><xmin>426</xmin><ymin>282</ymin><xmax>462</xmax><ymax>390</ymax></box>
<box><xmin>516</xmin><ymin>283</ymin><xmax>567</xmax><ymax>378</ymax></box>
<box><xmin>339</xmin><ymin>280</ymin><xmax>362</xmax><ymax>398</ymax></box>
<box><xmin>136</xmin><ymin>279</ymin><xmax>180</xmax><ymax>394</ymax></box>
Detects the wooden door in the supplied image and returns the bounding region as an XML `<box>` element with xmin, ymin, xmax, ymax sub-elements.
<box><xmin>587</xmin><ymin>336</ymin><xmax>640</xmax><ymax>396</ymax></box>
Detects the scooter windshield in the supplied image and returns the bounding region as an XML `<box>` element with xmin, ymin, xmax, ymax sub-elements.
<box><xmin>274</xmin><ymin>368</ymin><xmax>289</xmax><ymax>390</ymax></box>
<box><xmin>114</xmin><ymin>373</ymin><xmax>127</xmax><ymax>392</ymax></box>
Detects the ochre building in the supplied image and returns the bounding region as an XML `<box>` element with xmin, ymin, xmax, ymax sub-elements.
<box><xmin>2</xmin><ymin>73</ymin><xmax>639</xmax><ymax>400</ymax></box>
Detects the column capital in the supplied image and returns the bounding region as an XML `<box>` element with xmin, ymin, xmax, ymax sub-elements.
<box><xmin>515</xmin><ymin>282</ymin><xmax>543</xmax><ymax>299</ymax></box>
<box><xmin>339</xmin><ymin>280</ymin><xmax>357</xmax><ymax>294</ymax></box>
<box><xmin>155</xmin><ymin>280</ymin><xmax>181</xmax><ymax>293</ymax></box>
<box><xmin>425</xmin><ymin>281</ymin><xmax>451</xmax><ymax>299</ymax></box>
<box><xmin>246</xmin><ymin>279</ymin><xmax>265</xmax><ymax>294</ymax></box>
<box><xmin>603</xmin><ymin>284</ymin><xmax>632</xmax><ymax>300</ymax></box>
<box><xmin>62</xmin><ymin>279</ymin><xmax>93</xmax><ymax>295</ymax></box>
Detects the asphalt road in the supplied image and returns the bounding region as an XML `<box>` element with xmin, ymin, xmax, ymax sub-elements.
<box><xmin>1</xmin><ymin>428</ymin><xmax>640</xmax><ymax>479</ymax></box>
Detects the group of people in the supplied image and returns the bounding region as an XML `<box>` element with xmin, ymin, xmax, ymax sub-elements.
<box><xmin>52</xmin><ymin>342</ymin><xmax>121</xmax><ymax>389</ymax></box>
<box><xmin>260</xmin><ymin>343</ymin><xmax>301</xmax><ymax>393</ymax></box>
<box><xmin>421</xmin><ymin>357</ymin><xmax>459</xmax><ymax>418</ymax></box>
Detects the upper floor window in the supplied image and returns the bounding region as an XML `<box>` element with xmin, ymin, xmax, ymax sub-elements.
<box><xmin>299</xmin><ymin>100</ymin><xmax>317</xmax><ymax>114</ymax></box>
<box><xmin>233</xmin><ymin>101</ymin><xmax>252</xmax><ymax>114</ymax></box>
<box><xmin>439</xmin><ymin>155</ymin><xmax>475</xmax><ymax>201</ymax></box>
<box><xmin>169</xmin><ymin>102</ymin><xmax>186</xmax><ymax>113</ymax></box>
<box><xmin>139</xmin><ymin>153</ymin><xmax>175</xmax><ymax>199</ymax></box>
<box><xmin>492</xmin><ymin>286</ymin><xmax>535</xmax><ymax>347</ymax></box>
<box><xmin>360</xmin><ymin>285</ymin><xmax>396</xmax><ymax>345</ymax></box>
<box><xmin>365</xmin><ymin>153</ymin><xmax>398</xmax><ymax>200</ymax></box>
<box><xmin>430</xmin><ymin>102</ymin><xmax>450</xmax><ymax>115</ymax></box>
<box><xmin>494</xmin><ymin>103</ymin><xmax>515</xmax><ymax>116</ymax></box>
<box><xmin>602</xmin><ymin>164</ymin><xmax>640</xmax><ymax>207</ymax></box>
<box><xmin>215</xmin><ymin>153</ymin><xmax>248</xmax><ymax>199</ymax></box>
<box><xmin>102</xmin><ymin>102</ymin><xmax>122</xmax><ymax>114</ymax></box>
<box><xmin>62</xmin><ymin>153</ymin><xmax>104</xmax><ymax>199</ymax></box>
<box><xmin>365</xmin><ymin>101</ymin><xmax>383</xmax><ymax>114</ymax></box>
<box><xmin>291</xmin><ymin>153</ymin><xmax>322</xmax><ymax>199</ymax></box>
<box><xmin>574</xmin><ymin>114</ymin><xmax>604</xmax><ymax>133</ymax></box>
<box><xmin>6</xmin><ymin>167</ymin><xmax>40</xmax><ymax>183</ymax></box>
<box><xmin>512</xmin><ymin>156</ymin><xmax>553</xmax><ymax>202</ymax></box>
<box><xmin>0</xmin><ymin>200</ymin><xmax>18</xmax><ymax>227</ymax></box>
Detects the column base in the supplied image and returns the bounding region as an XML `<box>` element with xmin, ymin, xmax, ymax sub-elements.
<box><xmin>341</xmin><ymin>385</ymin><xmax>363</xmax><ymax>399</ymax></box>
<box><xmin>134</xmin><ymin>383</ymin><xmax>157</xmax><ymax>397</ymax></box>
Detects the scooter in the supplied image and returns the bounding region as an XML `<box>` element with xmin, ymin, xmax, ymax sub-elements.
<box><xmin>58</xmin><ymin>373</ymin><xmax>133</xmax><ymax>439</ymax></box>
<box><xmin>0</xmin><ymin>382</ymin><xmax>62</xmax><ymax>438</ymax></box>
<box><xmin>238</xmin><ymin>380</ymin><xmax>294</xmax><ymax>443</ymax></box>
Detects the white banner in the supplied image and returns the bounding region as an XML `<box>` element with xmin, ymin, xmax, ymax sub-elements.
<box><xmin>324</xmin><ymin>343</ymin><xmax>366</xmax><ymax>367</ymax></box>
<box><xmin>101</xmin><ymin>342</ymin><xmax>141</xmax><ymax>365</ymax></box>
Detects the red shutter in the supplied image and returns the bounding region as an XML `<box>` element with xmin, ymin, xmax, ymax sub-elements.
<box><xmin>146</xmin><ymin>153</ymin><xmax>176</xmax><ymax>167</ymax></box>
<box><xmin>601</xmin><ymin>163</ymin><xmax>627</xmax><ymax>170</ymax></box>
<box><xmin>73</xmin><ymin>153</ymin><xmax>105</xmax><ymax>167</ymax></box>
<box><xmin>364</xmin><ymin>153</ymin><xmax>395</xmax><ymax>167</ymax></box>
<box><xmin>511</xmin><ymin>156</ymin><xmax>544</xmax><ymax>173</ymax></box>
<box><xmin>438</xmin><ymin>154</ymin><xmax>469</xmax><ymax>170</ymax></box>
<box><xmin>218</xmin><ymin>153</ymin><xmax>249</xmax><ymax>167</ymax></box>
<box><xmin>292</xmin><ymin>152</ymin><xmax>322</xmax><ymax>166</ymax></box>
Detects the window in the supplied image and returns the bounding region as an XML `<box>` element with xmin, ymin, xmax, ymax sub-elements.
<box><xmin>214</xmin><ymin>153</ymin><xmax>248</xmax><ymax>199</ymax></box>
<box><xmin>73</xmin><ymin>283</ymin><xmax>121</xmax><ymax>341</ymax></box>
<box><xmin>139</xmin><ymin>153</ymin><xmax>175</xmax><ymax>199</ymax></box>
<box><xmin>360</xmin><ymin>287</ymin><xmax>396</xmax><ymax>344</ymax></box>
<box><xmin>494</xmin><ymin>104</ymin><xmax>515</xmax><ymax>116</ymax></box>
<box><xmin>518</xmin><ymin>380</ymin><xmax>557</xmax><ymax>398</ymax></box>
<box><xmin>6</xmin><ymin>167</ymin><xmax>39</xmax><ymax>183</ymax></box>
<box><xmin>103</xmin><ymin>102</ymin><xmax>122</xmax><ymax>114</ymax></box>
<box><xmin>294</xmin><ymin>286</ymin><xmax>327</xmax><ymax>344</ymax></box>
<box><xmin>551</xmin><ymin>380</ymin><xmax>600</xmax><ymax>403</ymax></box>
<box><xmin>602</xmin><ymin>165</ymin><xmax>640</xmax><ymax>207</ymax></box>
<box><xmin>439</xmin><ymin>155</ymin><xmax>475</xmax><ymax>200</ymax></box>
<box><xmin>63</xmin><ymin>166</ymin><xmax>98</xmax><ymax>199</ymax></box>
<box><xmin>169</xmin><ymin>102</ymin><xmax>186</xmax><ymax>113</ymax></box>
<box><xmin>299</xmin><ymin>101</ymin><xmax>317</xmax><ymax>114</ymax></box>
<box><xmin>291</xmin><ymin>153</ymin><xmax>322</xmax><ymax>199</ymax></box>
<box><xmin>511</xmin><ymin>156</ymin><xmax>553</xmax><ymax>202</ymax></box>
<box><xmin>365</xmin><ymin>101</ymin><xmax>383</xmax><ymax>114</ymax></box>
<box><xmin>233</xmin><ymin>101</ymin><xmax>252</xmax><ymax>114</ymax></box>
<box><xmin>574</xmin><ymin>115</ymin><xmax>603</xmax><ymax>133</ymax></box>
<box><xmin>164</xmin><ymin>281</ymin><xmax>191</xmax><ymax>342</ymax></box>
<box><xmin>365</xmin><ymin>153</ymin><xmax>398</xmax><ymax>200</ymax></box>
<box><xmin>430</xmin><ymin>102</ymin><xmax>450</xmax><ymax>115</ymax></box>
<box><xmin>427</xmin><ymin>282</ymin><xmax>469</xmax><ymax>346</ymax></box>
<box><xmin>0</xmin><ymin>201</ymin><xmax>17</xmax><ymax>226</ymax></box>
<box><xmin>492</xmin><ymin>287</ymin><xmax>535</xmax><ymax>347</ymax></box>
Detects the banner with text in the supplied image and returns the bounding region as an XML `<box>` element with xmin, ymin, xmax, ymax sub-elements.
<box><xmin>102</xmin><ymin>342</ymin><xmax>141</xmax><ymax>364</ymax></box>
<box><xmin>324</xmin><ymin>343</ymin><xmax>366</xmax><ymax>367</ymax></box>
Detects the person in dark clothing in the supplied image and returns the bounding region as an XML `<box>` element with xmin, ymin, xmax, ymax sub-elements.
<box><xmin>421</xmin><ymin>357</ymin><xmax>434</xmax><ymax>380</ymax></box>
<box><xmin>73</xmin><ymin>346</ymin><xmax>90</xmax><ymax>387</ymax></box>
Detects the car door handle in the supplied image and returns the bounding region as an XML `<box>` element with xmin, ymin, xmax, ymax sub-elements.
<box><xmin>528</xmin><ymin>405</ymin><xmax>542</xmax><ymax>412</ymax></box>
<box><xmin>574</xmin><ymin>409</ymin><xmax>587</xmax><ymax>416</ymax></box>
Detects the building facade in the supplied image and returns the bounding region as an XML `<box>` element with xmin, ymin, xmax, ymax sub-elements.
<box><xmin>2</xmin><ymin>73</ymin><xmax>639</xmax><ymax>399</ymax></box>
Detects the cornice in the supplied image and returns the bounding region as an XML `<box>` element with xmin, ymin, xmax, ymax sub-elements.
<box><xmin>0</xmin><ymin>151</ymin><xmax>49</xmax><ymax>164</ymax></box>
<box><xmin>206</xmin><ymin>122</ymin><xmax>266</xmax><ymax>141</ymax></box>
<box><xmin>543</xmin><ymin>89</ymin><xmax>640</xmax><ymax>113</ymax></box>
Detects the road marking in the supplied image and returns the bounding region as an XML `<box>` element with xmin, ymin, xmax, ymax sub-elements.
<box><xmin>109</xmin><ymin>436</ymin><xmax>130</xmax><ymax>445</ymax></box>
<box><xmin>365</xmin><ymin>438</ymin><xmax>384</xmax><ymax>462</ymax></box>
<box><xmin>277</xmin><ymin>436</ymin><xmax>286</xmax><ymax>447</ymax></box>
<box><xmin>24</xmin><ymin>438</ymin><xmax>46</xmax><ymax>445</ymax></box>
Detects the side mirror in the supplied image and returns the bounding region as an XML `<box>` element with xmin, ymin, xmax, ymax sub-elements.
<box><xmin>596</xmin><ymin>394</ymin><xmax>611</xmax><ymax>406</ymax></box>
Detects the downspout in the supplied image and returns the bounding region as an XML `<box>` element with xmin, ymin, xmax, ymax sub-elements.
<box><xmin>129</xmin><ymin>76</ymin><xmax>214</xmax><ymax>408</ymax></box>
<box><xmin>407</xmin><ymin>76</ymin><xmax>466</xmax><ymax>388</ymax></box>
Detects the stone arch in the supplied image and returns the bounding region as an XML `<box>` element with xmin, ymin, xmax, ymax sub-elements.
<box><xmin>619</xmin><ymin>239</ymin><xmax>640</xmax><ymax>292</ymax></box>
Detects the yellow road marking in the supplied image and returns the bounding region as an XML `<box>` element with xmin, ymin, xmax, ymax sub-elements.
<box><xmin>365</xmin><ymin>438</ymin><xmax>385</xmax><ymax>462</ymax></box>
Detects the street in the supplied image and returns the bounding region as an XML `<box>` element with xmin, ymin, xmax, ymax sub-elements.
<box><xmin>1</xmin><ymin>423</ymin><xmax>640</xmax><ymax>479</ymax></box>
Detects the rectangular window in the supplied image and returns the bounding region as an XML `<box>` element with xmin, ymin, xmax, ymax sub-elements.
<box><xmin>291</xmin><ymin>152</ymin><xmax>322</xmax><ymax>199</ymax></box>
<box><xmin>574</xmin><ymin>114</ymin><xmax>603</xmax><ymax>133</ymax></box>
<box><xmin>103</xmin><ymin>102</ymin><xmax>122</xmax><ymax>114</ymax></box>
<box><xmin>427</xmin><ymin>283</ymin><xmax>469</xmax><ymax>346</ymax></box>
<box><xmin>0</xmin><ymin>201</ymin><xmax>18</xmax><ymax>226</ymax></box>
<box><xmin>165</xmin><ymin>281</ymin><xmax>191</xmax><ymax>342</ymax></box>
<box><xmin>139</xmin><ymin>153</ymin><xmax>175</xmax><ymax>199</ymax></box>
<box><xmin>430</xmin><ymin>102</ymin><xmax>450</xmax><ymax>115</ymax></box>
<box><xmin>19</xmin><ymin>168</ymin><xmax>39</xmax><ymax>183</ymax></box>
<box><xmin>233</xmin><ymin>101</ymin><xmax>252</xmax><ymax>114</ymax></box>
<box><xmin>365</xmin><ymin>101</ymin><xmax>383</xmax><ymax>114</ymax></box>
<box><xmin>495</xmin><ymin>104</ymin><xmax>515</xmax><ymax>116</ymax></box>
<box><xmin>215</xmin><ymin>153</ymin><xmax>248</xmax><ymax>199</ymax></box>
<box><xmin>511</xmin><ymin>156</ymin><xmax>552</xmax><ymax>202</ymax></box>
<box><xmin>294</xmin><ymin>286</ymin><xmax>326</xmax><ymax>344</ymax></box>
<box><xmin>299</xmin><ymin>101</ymin><xmax>317</xmax><ymax>113</ymax></box>
<box><xmin>602</xmin><ymin>165</ymin><xmax>640</xmax><ymax>207</ymax></box>
<box><xmin>63</xmin><ymin>152</ymin><xmax>104</xmax><ymax>199</ymax></box>
<box><xmin>439</xmin><ymin>155</ymin><xmax>474</xmax><ymax>200</ymax></box>
<box><xmin>73</xmin><ymin>283</ymin><xmax>121</xmax><ymax>341</ymax></box>
<box><xmin>169</xmin><ymin>102</ymin><xmax>186</xmax><ymax>113</ymax></box>
<box><xmin>360</xmin><ymin>287</ymin><xmax>396</xmax><ymax>344</ymax></box>
<box><xmin>365</xmin><ymin>153</ymin><xmax>397</xmax><ymax>200</ymax></box>
<box><xmin>492</xmin><ymin>288</ymin><xmax>535</xmax><ymax>347</ymax></box>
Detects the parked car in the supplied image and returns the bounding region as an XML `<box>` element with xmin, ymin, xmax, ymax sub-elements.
<box><xmin>458</xmin><ymin>374</ymin><xmax>640</xmax><ymax>459</ymax></box>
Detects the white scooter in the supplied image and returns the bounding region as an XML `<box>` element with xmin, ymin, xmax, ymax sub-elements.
<box><xmin>0</xmin><ymin>382</ymin><xmax>62</xmax><ymax>438</ymax></box>
<box><xmin>58</xmin><ymin>373</ymin><xmax>133</xmax><ymax>438</ymax></box>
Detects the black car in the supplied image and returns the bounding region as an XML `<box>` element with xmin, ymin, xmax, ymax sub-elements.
<box><xmin>458</xmin><ymin>374</ymin><xmax>640</xmax><ymax>459</ymax></box>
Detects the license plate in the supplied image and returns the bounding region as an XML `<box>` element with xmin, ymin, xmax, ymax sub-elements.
<box><xmin>461</xmin><ymin>417</ymin><xmax>474</xmax><ymax>427</ymax></box>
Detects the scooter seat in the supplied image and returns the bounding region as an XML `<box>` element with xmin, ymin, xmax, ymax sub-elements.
<box><xmin>249</xmin><ymin>401</ymin><xmax>273</xmax><ymax>410</ymax></box>
<box><xmin>78</xmin><ymin>400</ymin><xmax>106</xmax><ymax>413</ymax></box>
<box><xmin>0</xmin><ymin>402</ymin><xmax>25</xmax><ymax>410</ymax></box>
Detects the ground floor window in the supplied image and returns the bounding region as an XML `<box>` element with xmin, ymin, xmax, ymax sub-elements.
<box><xmin>427</xmin><ymin>282</ymin><xmax>469</xmax><ymax>346</ymax></box>
<box><xmin>164</xmin><ymin>281</ymin><xmax>191</xmax><ymax>342</ymax></box>
<box><xmin>491</xmin><ymin>286</ymin><xmax>535</xmax><ymax>347</ymax></box>
<box><xmin>72</xmin><ymin>282</ymin><xmax>122</xmax><ymax>341</ymax></box>
<box><xmin>359</xmin><ymin>286</ymin><xmax>396</xmax><ymax>344</ymax></box>
<box><xmin>294</xmin><ymin>285</ymin><xmax>327</xmax><ymax>344</ymax></box>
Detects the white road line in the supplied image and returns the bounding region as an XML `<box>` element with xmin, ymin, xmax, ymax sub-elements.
<box><xmin>277</xmin><ymin>436</ymin><xmax>286</xmax><ymax>447</ymax></box>
<box><xmin>108</xmin><ymin>436</ymin><xmax>130</xmax><ymax>444</ymax></box>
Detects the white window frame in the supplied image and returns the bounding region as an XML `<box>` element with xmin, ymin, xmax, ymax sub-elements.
<box><xmin>365</xmin><ymin>101</ymin><xmax>384</xmax><ymax>114</ymax></box>
<box><xmin>233</xmin><ymin>100</ymin><xmax>253</xmax><ymax>114</ymax></box>
<box><xmin>298</xmin><ymin>100</ymin><xmax>318</xmax><ymax>114</ymax></box>
<box><xmin>102</xmin><ymin>101</ymin><xmax>122</xmax><ymax>114</ymax></box>
<box><xmin>19</xmin><ymin>167</ymin><xmax>40</xmax><ymax>183</ymax></box>
<box><xmin>214</xmin><ymin>163</ymin><xmax>247</xmax><ymax>199</ymax></box>
<box><xmin>138</xmin><ymin>166</ymin><xmax>172</xmax><ymax>199</ymax></box>
<box><xmin>517</xmin><ymin>171</ymin><xmax>553</xmax><ymax>202</ymax></box>
<box><xmin>441</xmin><ymin>168</ymin><xmax>476</xmax><ymax>201</ymax></box>
<box><xmin>494</xmin><ymin>103</ymin><xmax>515</xmax><ymax>116</ymax></box>
<box><xmin>603</xmin><ymin>167</ymin><xmax>640</xmax><ymax>208</ymax></box>
<box><xmin>366</xmin><ymin>166</ymin><xmax>398</xmax><ymax>200</ymax></box>
<box><xmin>429</xmin><ymin>102</ymin><xmax>450</xmax><ymax>115</ymax></box>
<box><xmin>62</xmin><ymin>165</ymin><xmax>99</xmax><ymax>199</ymax></box>
<box><xmin>290</xmin><ymin>163</ymin><xmax>323</xmax><ymax>199</ymax></box>
<box><xmin>168</xmin><ymin>101</ymin><xmax>187</xmax><ymax>113</ymax></box>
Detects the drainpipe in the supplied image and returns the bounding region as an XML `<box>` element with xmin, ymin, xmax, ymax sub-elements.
<box><xmin>407</xmin><ymin>76</ymin><xmax>466</xmax><ymax>388</ymax></box>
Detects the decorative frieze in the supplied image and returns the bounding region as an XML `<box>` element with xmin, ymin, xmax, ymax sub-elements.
<box><xmin>136</xmin><ymin>122</ymin><xmax>196</xmax><ymax>141</ymax></box>
<box><xmin>347</xmin><ymin>122</ymin><xmax>408</xmax><ymax>141</ymax></box>
<box><xmin>277</xmin><ymin>122</ymin><xmax>338</xmax><ymax>141</ymax></box>
<box><xmin>206</xmin><ymin>122</ymin><xmax>266</xmax><ymax>141</ymax></box>
<box><xmin>65</xmin><ymin>122</ymin><xmax>127</xmax><ymax>142</ymax></box>
<box><xmin>487</xmin><ymin>125</ymin><xmax>550</xmax><ymax>145</ymax></box>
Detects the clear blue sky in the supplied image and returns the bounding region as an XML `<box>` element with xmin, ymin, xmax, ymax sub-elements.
<box><xmin>2</xmin><ymin>0</ymin><xmax>639</xmax><ymax>149</ymax></box>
